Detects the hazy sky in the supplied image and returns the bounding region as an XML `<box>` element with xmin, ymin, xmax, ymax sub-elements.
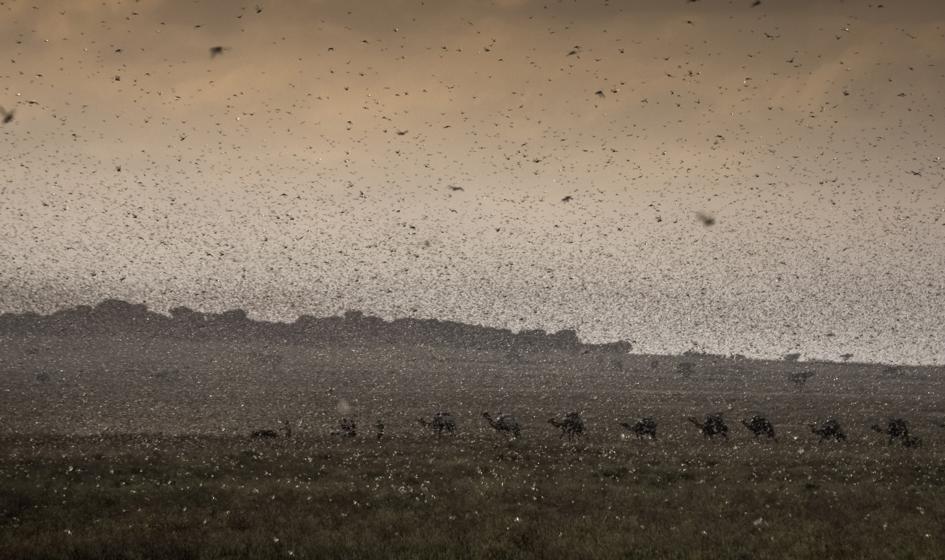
<box><xmin>2</xmin><ymin>0</ymin><xmax>944</xmax><ymax>364</ymax></box>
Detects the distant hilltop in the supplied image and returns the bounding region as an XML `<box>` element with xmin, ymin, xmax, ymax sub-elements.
<box><xmin>0</xmin><ymin>299</ymin><xmax>632</xmax><ymax>353</ymax></box>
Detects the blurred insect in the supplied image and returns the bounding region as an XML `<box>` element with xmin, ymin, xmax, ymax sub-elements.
<box><xmin>696</xmin><ymin>212</ymin><xmax>716</xmax><ymax>226</ymax></box>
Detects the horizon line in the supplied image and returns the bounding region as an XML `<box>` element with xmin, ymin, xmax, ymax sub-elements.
<box><xmin>2</xmin><ymin>298</ymin><xmax>942</xmax><ymax>368</ymax></box>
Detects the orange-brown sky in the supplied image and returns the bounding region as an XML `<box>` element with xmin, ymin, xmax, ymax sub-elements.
<box><xmin>2</xmin><ymin>0</ymin><xmax>944</xmax><ymax>363</ymax></box>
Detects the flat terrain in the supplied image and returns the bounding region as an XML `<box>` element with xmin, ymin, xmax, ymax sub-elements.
<box><xmin>2</xmin><ymin>335</ymin><xmax>945</xmax><ymax>558</ymax></box>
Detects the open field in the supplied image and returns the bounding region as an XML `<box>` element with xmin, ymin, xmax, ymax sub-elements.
<box><xmin>3</xmin><ymin>434</ymin><xmax>945</xmax><ymax>559</ymax></box>
<box><xmin>2</xmin><ymin>335</ymin><xmax>945</xmax><ymax>558</ymax></box>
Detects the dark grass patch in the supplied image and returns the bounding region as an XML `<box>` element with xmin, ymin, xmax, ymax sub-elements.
<box><xmin>2</xmin><ymin>435</ymin><xmax>945</xmax><ymax>559</ymax></box>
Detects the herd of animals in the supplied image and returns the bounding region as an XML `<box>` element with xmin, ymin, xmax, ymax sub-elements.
<box><xmin>249</xmin><ymin>412</ymin><xmax>927</xmax><ymax>448</ymax></box>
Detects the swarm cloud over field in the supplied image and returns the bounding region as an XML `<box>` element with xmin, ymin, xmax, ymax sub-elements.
<box><xmin>3</xmin><ymin>3</ymin><xmax>945</xmax><ymax>557</ymax></box>
<box><xmin>1</xmin><ymin>0</ymin><xmax>944</xmax><ymax>363</ymax></box>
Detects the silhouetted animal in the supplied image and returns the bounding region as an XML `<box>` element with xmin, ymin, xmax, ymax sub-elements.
<box><xmin>548</xmin><ymin>412</ymin><xmax>584</xmax><ymax>441</ymax></box>
<box><xmin>419</xmin><ymin>412</ymin><xmax>457</xmax><ymax>436</ymax></box>
<box><xmin>810</xmin><ymin>418</ymin><xmax>846</xmax><ymax>442</ymax></box>
<box><xmin>688</xmin><ymin>413</ymin><xmax>729</xmax><ymax>439</ymax></box>
<box><xmin>619</xmin><ymin>417</ymin><xmax>657</xmax><ymax>439</ymax></box>
<box><xmin>250</xmin><ymin>429</ymin><xmax>278</xmax><ymax>439</ymax></box>
<box><xmin>0</xmin><ymin>106</ymin><xmax>13</xmax><ymax>124</ymax></box>
<box><xmin>870</xmin><ymin>418</ymin><xmax>911</xmax><ymax>445</ymax></box>
<box><xmin>332</xmin><ymin>417</ymin><xmax>357</xmax><ymax>438</ymax></box>
<box><xmin>741</xmin><ymin>414</ymin><xmax>776</xmax><ymax>440</ymax></box>
<box><xmin>250</xmin><ymin>419</ymin><xmax>291</xmax><ymax>439</ymax></box>
<box><xmin>482</xmin><ymin>412</ymin><xmax>521</xmax><ymax>438</ymax></box>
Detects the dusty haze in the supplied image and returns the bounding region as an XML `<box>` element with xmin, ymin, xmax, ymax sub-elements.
<box><xmin>1</xmin><ymin>0</ymin><xmax>944</xmax><ymax>363</ymax></box>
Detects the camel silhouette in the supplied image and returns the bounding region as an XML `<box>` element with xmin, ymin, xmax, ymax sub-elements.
<box><xmin>619</xmin><ymin>417</ymin><xmax>657</xmax><ymax>439</ymax></box>
<box><xmin>419</xmin><ymin>412</ymin><xmax>457</xmax><ymax>436</ymax></box>
<box><xmin>688</xmin><ymin>413</ymin><xmax>729</xmax><ymax>439</ymax></box>
<box><xmin>482</xmin><ymin>412</ymin><xmax>521</xmax><ymax>438</ymax></box>
<box><xmin>548</xmin><ymin>412</ymin><xmax>584</xmax><ymax>441</ymax></box>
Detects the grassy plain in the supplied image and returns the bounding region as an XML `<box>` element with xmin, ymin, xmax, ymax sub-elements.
<box><xmin>2</xmin><ymin>335</ymin><xmax>944</xmax><ymax>559</ymax></box>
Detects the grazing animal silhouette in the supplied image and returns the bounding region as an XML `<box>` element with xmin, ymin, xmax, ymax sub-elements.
<box><xmin>688</xmin><ymin>413</ymin><xmax>729</xmax><ymax>439</ymax></box>
<box><xmin>250</xmin><ymin>429</ymin><xmax>278</xmax><ymax>439</ymax></box>
<box><xmin>741</xmin><ymin>414</ymin><xmax>776</xmax><ymax>440</ymax></box>
<box><xmin>332</xmin><ymin>417</ymin><xmax>357</xmax><ymax>438</ymax></box>
<box><xmin>870</xmin><ymin>418</ymin><xmax>916</xmax><ymax>446</ymax></box>
<box><xmin>619</xmin><ymin>417</ymin><xmax>658</xmax><ymax>439</ymax></box>
<box><xmin>250</xmin><ymin>419</ymin><xmax>291</xmax><ymax>439</ymax></box>
<box><xmin>482</xmin><ymin>412</ymin><xmax>521</xmax><ymax>438</ymax></box>
<box><xmin>810</xmin><ymin>418</ymin><xmax>847</xmax><ymax>442</ymax></box>
<box><xmin>547</xmin><ymin>412</ymin><xmax>584</xmax><ymax>441</ymax></box>
<box><xmin>418</xmin><ymin>412</ymin><xmax>457</xmax><ymax>436</ymax></box>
